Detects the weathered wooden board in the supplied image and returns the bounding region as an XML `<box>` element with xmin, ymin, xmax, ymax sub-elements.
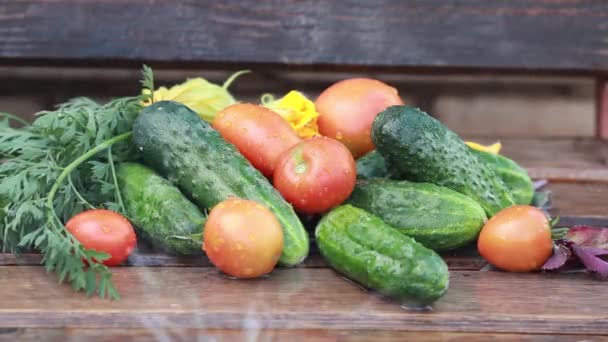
<box><xmin>0</xmin><ymin>267</ymin><xmax>606</xmax><ymax>335</ymax></box>
<box><xmin>1</xmin><ymin>1</ymin><xmax>607</xmax><ymax>71</ymax></box>
<box><xmin>1</xmin><ymin>328</ymin><xmax>606</xmax><ymax>342</ymax></box>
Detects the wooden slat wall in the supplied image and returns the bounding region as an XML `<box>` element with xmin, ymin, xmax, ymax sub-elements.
<box><xmin>0</xmin><ymin>1</ymin><xmax>607</xmax><ymax>72</ymax></box>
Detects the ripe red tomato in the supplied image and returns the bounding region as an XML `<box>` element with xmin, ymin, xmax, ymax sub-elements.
<box><xmin>213</xmin><ymin>103</ymin><xmax>301</xmax><ymax>177</ymax></box>
<box><xmin>65</xmin><ymin>209</ymin><xmax>137</xmax><ymax>266</ymax></box>
<box><xmin>273</xmin><ymin>136</ymin><xmax>356</xmax><ymax>214</ymax></box>
<box><xmin>477</xmin><ymin>205</ymin><xmax>553</xmax><ymax>272</ymax></box>
<box><xmin>203</xmin><ymin>198</ymin><xmax>284</xmax><ymax>278</ymax></box>
<box><xmin>315</xmin><ymin>78</ymin><xmax>403</xmax><ymax>158</ymax></box>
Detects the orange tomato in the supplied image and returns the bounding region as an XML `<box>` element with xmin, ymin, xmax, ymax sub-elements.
<box><xmin>213</xmin><ymin>103</ymin><xmax>301</xmax><ymax>177</ymax></box>
<box><xmin>478</xmin><ymin>205</ymin><xmax>553</xmax><ymax>272</ymax></box>
<box><xmin>203</xmin><ymin>198</ymin><xmax>283</xmax><ymax>278</ymax></box>
<box><xmin>315</xmin><ymin>78</ymin><xmax>403</xmax><ymax>158</ymax></box>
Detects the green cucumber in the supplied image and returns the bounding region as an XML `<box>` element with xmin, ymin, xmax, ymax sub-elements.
<box><xmin>356</xmin><ymin>150</ymin><xmax>391</xmax><ymax>179</ymax></box>
<box><xmin>315</xmin><ymin>205</ymin><xmax>449</xmax><ymax>305</ymax></box>
<box><xmin>348</xmin><ymin>179</ymin><xmax>486</xmax><ymax>251</ymax></box>
<box><xmin>133</xmin><ymin>101</ymin><xmax>309</xmax><ymax>266</ymax></box>
<box><xmin>372</xmin><ymin>106</ymin><xmax>514</xmax><ymax>216</ymax></box>
<box><xmin>470</xmin><ymin>150</ymin><xmax>534</xmax><ymax>205</ymax></box>
<box><xmin>117</xmin><ymin>162</ymin><xmax>205</xmax><ymax>255</ymax></box>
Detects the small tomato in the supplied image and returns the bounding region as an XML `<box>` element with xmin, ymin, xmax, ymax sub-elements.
<box><xmin>65</xmin><ymin>209</ymin><xmax>137</xmax><ymax>266</ymax></box>
<box><xmin>213</xmin><ymin>103</ymin><xmax>301</xmax><ymax>177</ymax></box>
<box><xmin>273</xmin><ymin>136</ymin><xmax>356</xmax><ymax>214</ymax></box>
<box><xmin>478</xmin><ymin>205</ymin><xmax>553</xmax><ymax>272</ymax></box>
<box><xmin>315</xmin><ymin>78</ymin><xmax>403</xmax><ymax>158</ymax></box>
<box><xmin>203</xmin><ymin>198</ymin><xmax>283</xmax><ymax>278</ymax></box>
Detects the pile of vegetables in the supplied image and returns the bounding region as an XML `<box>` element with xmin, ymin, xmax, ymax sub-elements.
<box><xmin>1</xmin><ymin>67</ymin><xmax>605</xmax><ymax>304</ymax></box>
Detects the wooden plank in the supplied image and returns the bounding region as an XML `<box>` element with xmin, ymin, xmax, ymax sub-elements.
<box><xmin>0</xmin><ymin>266</ymin><xmax>606</xmax><ymax>334</ymax></box>
<box><xmin>0</xmin><ymin>252</ymin><xmax>486</xmax><ymax>271</ymax></box>
<box><xmin>1</xmin><ymin>328</ymin><xmax>606</xmax><ymax>342</ymax></box>
<box><xmin>548</xmin><ymin>182</ymin><xmax>608</xmax><ymax>219</ymax></box>
<box><xmin>468</xmin><ymin>137</ymin><xmax>608</xmax><ymax>182</ymax></box>
<box><xmin>1</xmin><ymin>1</ymin><xmax>608</xmax><ymax>71</ymax></box>
<box><xmin>599</xmin><ymin>77</ymin><xmax>608</xmax><ymax>139</ymax></box>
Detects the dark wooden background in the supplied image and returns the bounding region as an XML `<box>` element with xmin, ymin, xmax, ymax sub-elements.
<box><xmin>0</xmin><ymin>0</ymin><xmax>607</xmax><ymax>72</ymax></box>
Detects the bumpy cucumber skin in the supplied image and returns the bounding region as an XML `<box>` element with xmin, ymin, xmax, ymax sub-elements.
<box><xmin>356</xmin><ymin>150</ymin><xmax>391</xmax><ymax>179</ymax></box>
<box><xmin>132</xmin><ymin>101</ymin><xmax>309</xmax><ymax>266</ymax></box>
<box><xmin>372</xmin><ymin>106</ymin><xmax>514</xmax><ymax>216</ymax></box>
<box><xmin>315</xmin><ymin>205</ymin><xmax>449</xmax><ymax>305</ymax></box>
<box><xmin>348</xmin><ymin>179</ymin><xmax>486</xmax><ymax>251</ymax></box>
<box><xmin>470</xmin><ymin>150</ymin><xmax>534</xmax><ymax>205</ymax></box>
<box><xmin>117</xmin><ymin>162</ymin><xmax>205</xmax><ymax>255</ymax></box>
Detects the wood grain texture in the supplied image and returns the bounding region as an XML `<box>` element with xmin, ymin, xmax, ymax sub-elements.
<box><xmin>1</xmin><ymin>328</ymin><xmax>607</xmax><ymax>342</ymax></box>
<box><xmin>599</xmin><ymin>78</ymin><xmax>608</xmax><ymax>139</ymax></box>
<box><xmin>0</xmin><ymin>266</ymin><xmax>606</xmax><ymax>334</ymax></box>
<box><xmin>0</xmin><ymin>252</ymin><xmax>487</xmax><ymax>270</ymax></box>
<box><xmin>1</xmin><ymin>1</ymin><xmax>608</xmax><ymax>71</ymax></box>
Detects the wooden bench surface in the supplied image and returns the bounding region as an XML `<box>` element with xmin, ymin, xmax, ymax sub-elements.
<box><xmin>1</xmin><ymin>164</ymin><xmax>608</xmax><ymax>340</ymax></box>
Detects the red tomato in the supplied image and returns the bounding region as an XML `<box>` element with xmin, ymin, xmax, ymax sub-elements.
<box><xmin>203</xmin><ymin>198</ymin><xmax>283</xmax><ymax>278</ymax></box>
<box><xmin>273</xmin><ymin>136</ymin><xmax>356</xmax><ymax>214</ymax></box>
<box><xmin>65</xmin><ymin>209</ymin><xmax>137</xmax><ymax>266</ymax></box>
<box><xmin>315</xmin><ymin>78</ymin><xmax>403</xmax><ymax>158</ymax></box>
<box><xmin>213</xmin><ymin>103</ymin><xmax>301</xmax><ymax>177</ymax></box>
<box><xmin>477</xmin><ymin>205</ymin><xmax>553</xmax><ymax>272</ymax></box>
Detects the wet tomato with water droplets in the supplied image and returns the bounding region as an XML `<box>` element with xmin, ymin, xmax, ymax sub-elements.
<box><xmin>273</xmin><ymin>136</ymin><xmax>356</xmax><ymax>214</ymax></box>
<box><xmin>213</xmin><ymin>103</ymin><xmax>301</xmax><ymax>177</ymax></box>
<box><xmin>478</xmin><ymin>205</ymin><xmax>553</xmax><ymax>272</ymax></box>
<box><xmin>315</xmin><ymin>78</ymin><xmax>403</xmax><ymax>158</ymax></box>
<box><xmin>65</xmin><ymin>209</ymin><xmax>137</xmax><ymax>266</ymax></box>
<box><xmin>203</xmin><ymin>198</ymin><xmax>283</xmax><ymax>278</ymax></box>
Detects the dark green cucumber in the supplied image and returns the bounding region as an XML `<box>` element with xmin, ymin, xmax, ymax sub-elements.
<box><xmin>356</xmin><ymin>150</ymin><xmax>391</xmax><ymax>179</ymax></box>
<box><xmin>117</xmin><ymin>162</ymin><xmax>205</xmax><ymax>255</ymax></box>
<box><xmin>372</xmin><ymin>106</ymin><xmax>514</xmax><ymax>216</ymax></box>
<box><xmin>133</xmin><ymin>101</ymin><xmax>309</xmax><ymax>266</ymax></box>
<box><xmin>470</xmin><ymin>150</ymin><xmax>534</xmax><ymax>205</ymax></box>
<box><xmin>347</xmin><ymin>179</ymin><xmax>486</xmax><ymax>251</ymax></box>
<box><xmin>315</xmin><ymin>205</ymin><xmax>449</xmax><ymax>305</ymax></box>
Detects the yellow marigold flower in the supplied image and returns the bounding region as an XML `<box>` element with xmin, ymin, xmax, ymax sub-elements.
<box><xmin>465</xmin><ymin>141</ymin><xmax>502</xmax><ymax>154</ymax></box>
<box><xmin>261</xmin><ymin>91</ymin><xmax>320</xmax><ymax>138</ymax></box>
<box><xmin>142</xmin><ymin>70</ymin><xmax>249</xmax><ymax>122</ymax></box>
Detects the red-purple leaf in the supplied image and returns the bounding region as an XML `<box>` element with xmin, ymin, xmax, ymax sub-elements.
<box><xmin>571</xmin><ymin>245</ymin><xmax>608</xmax><ymax>280</ymax></box>
<box><xmin>542</xmin><ymin>243</ymin><xmax>571</xmax><ymax>271</ymax></box>
<box><xmin>566</xmin><ymin>226</ymin><xmax>608</xmax><ymax>249</ymax></box>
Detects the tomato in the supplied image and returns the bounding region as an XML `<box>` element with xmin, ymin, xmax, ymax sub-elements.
<box><xmin>213</xmin><ymin>103</ymin><xmax>301</xmax><ymax>177</ymax></box>
<box><xmin>477</xmin><ymin>205</ymin><xmax>553</xmax><ymax>272</ymax></box>
<box><xmin>273</xmin><ymin>136</ymin><xmax>356</xmax><ymax>214</ymax></box>
<box><xmin>315</xmin><ymin>78</ymin><xmax>403</xmax><ymax>158</ymax></box>
<box><xmin>203</xmin><ymin>198</ymin><xmax>283</xmax><ymax>278</ymax></box>
<box><xmin>65</xmin><ymin>209</ymin><xmax>137</xmax><ymax>266</ymax></box>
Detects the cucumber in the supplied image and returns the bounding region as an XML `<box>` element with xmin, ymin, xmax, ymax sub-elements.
<box><xmin>315</xmin><ymin>205</ymin><xmax>449</xmax><ymax>305</ymax></box>
<box><xmin>117</xmin><ymin>162</ymin><xmax>205</xmax><ymax>255</ymax></box>
<box><xmin>348</xmin><ymin>179</ymin><xmax>486</xmax><ymax>251</ymax></box>
<box><xmin>372</xmin><ymin>106</ymin><xmax>514</xmax><ymax>216</ymax></box>
<box><xmin>470</xmin><ymin>150</ymin><xmax>534</xmax><ymax>205</ymax></box>
<box><xmin>133</xmin><ymin>101</ymin><xmax>309</xmax><ymax>266</ymax></box>
<box><xmin>356</xmin><ymin>150</ymin><xmax>391</xmax><ymax>179</ymax></box>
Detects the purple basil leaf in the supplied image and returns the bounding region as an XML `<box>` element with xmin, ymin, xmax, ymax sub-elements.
<box><xmin>571</xmin><ymin>245</ymin><xmax>608</xmax><ymax>280</ymax></box>
<box><xmin>566</xmin><ymin>226</ymin><xmax>608</xmax><ymax>250</ymax></box>
<box><xmin>542</xmin><ymin>243</ymin><xmax>572</xmax><ymax>271</ymax></box>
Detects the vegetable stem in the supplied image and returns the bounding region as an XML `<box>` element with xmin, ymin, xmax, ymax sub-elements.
<box><xmin>45</xmin><ymin>132</ymin><xmax>133</xmax><ymax>215</ymax></box>
<box><xmin>107</xmin><ymin>146</ymin><xmax>126</xmax><ymax>214</ymax></box>
<box><xmin>222</xmin><ymin>70</ymin><xmax>250</xmax><ymax>90</ymax></box>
